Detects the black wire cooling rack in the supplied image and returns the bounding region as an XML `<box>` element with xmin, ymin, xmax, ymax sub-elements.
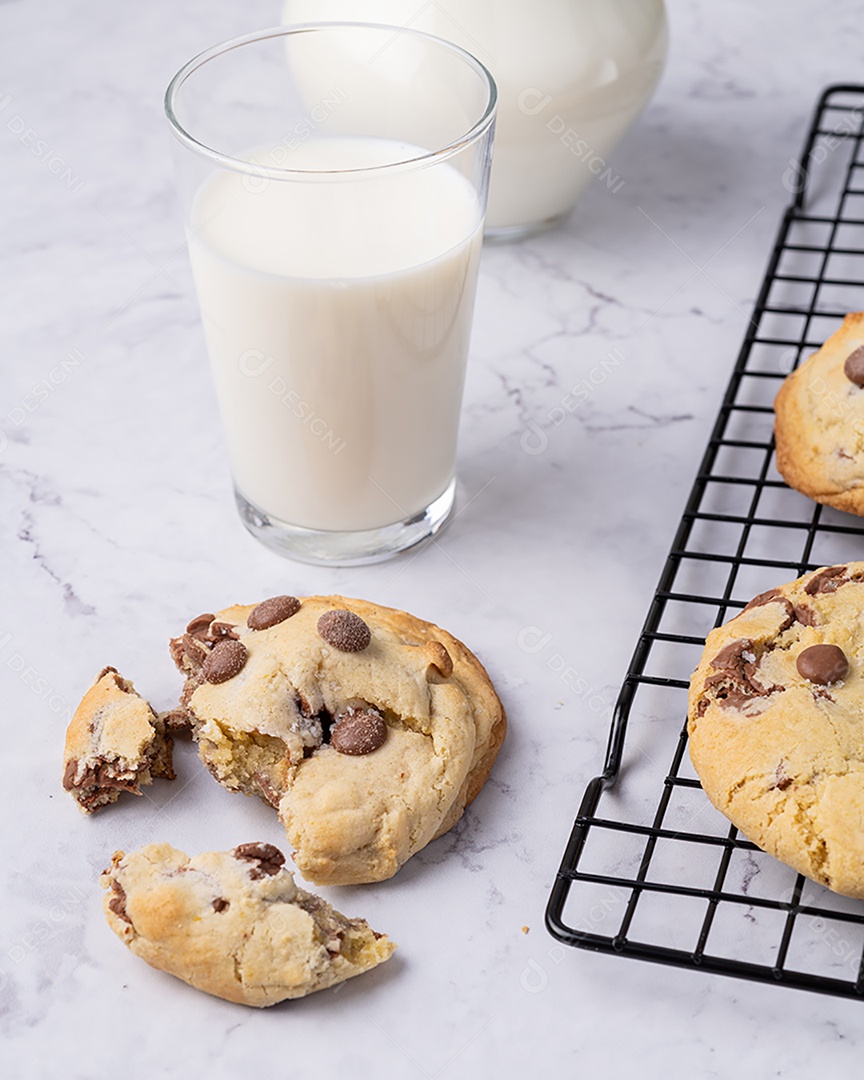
<box><xmin>546</xmin><ymin>84</ymin><xmax>864</xmax><ymax>1000</ymax></box>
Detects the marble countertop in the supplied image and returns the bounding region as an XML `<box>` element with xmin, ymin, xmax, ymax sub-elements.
<box><xmin>4</xmin><ymin>0</ymin><xmax>864</xmax><ymax>1075</ymax></box>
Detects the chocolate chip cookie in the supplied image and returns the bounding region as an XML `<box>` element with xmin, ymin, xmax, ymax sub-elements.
<box><xmin>775</xmin><ymin>312</ymin><xmax>864</xmax><ymax>514</ymax></box>
<box><xmin>101</xmin><ymin>842</ymin><xmax>395</xmax><ymax>1006</ymax></box>
<box><xmin>169</xmin><ymin>595</ymin><xmax>506</xmax><ymax>885</ymax></box>
<box><xmin>63</xmin><ymin>667</ymin><xmax>175</xmax><ymax>813</ymax></box>
<box><xmin>688</xmin><ymin>563</ymin><xmax>864</xmax><ymax>897</ymax></box>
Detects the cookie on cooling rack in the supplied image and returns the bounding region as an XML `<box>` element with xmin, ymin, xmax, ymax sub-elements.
<box><xmin>775</xmin><ymin>312</ymin><xmax>864</xmax><ymax>515</ymax></box>
<box><xmin>168</xmin><ymin>594</ymin><xmax>506</xmax><ymax>885</ymax></box>
<box><xmin>101</xmin><ymin>842</ymin><xmax>395</xmax><ymax>1006</ymax></box>
<box><xmin>63</xmin><ymin>667</ymin><xmax>175</xmax><ymax>813</ymax></box>
<box><xmin>688</xmin><ymin>562</ymin><xmax>864</xmax><ymax>898</ymax></box>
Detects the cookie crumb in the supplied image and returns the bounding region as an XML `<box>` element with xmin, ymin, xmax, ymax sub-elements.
<box><xmin>521</xmin><ymin>925</ymin><xmax>529</xmax><ymax>934</ymax></box>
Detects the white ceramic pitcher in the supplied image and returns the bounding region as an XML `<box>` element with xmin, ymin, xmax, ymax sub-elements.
<box><xmin>282</xmin><ymin>0</ymin><xmax>668</xmax><ymax>238</ymax></box>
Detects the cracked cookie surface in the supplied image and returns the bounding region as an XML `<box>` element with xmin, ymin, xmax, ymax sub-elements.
<box><xmin>688</xmin><ymin>563</ymin><xmax>864</xmax><ymax>898</ymax></box>
<box><xmin>169</xmin><ymin>595</ymin><xmax>506</xmax><ymax>885</ymax></box>
<box><xmin>775</xmin><ymin>312</ymin><xmax>864</xmax><ymax>515</ymax></box>
<box><xmin>101</xmin><ymin>843</ymin><xmax>395</xmax><ymax>1006</ymax></box>
<box><xmin>63</xmin><ymin>667</ymin><xmax>174</xmax><ymax>813</ymax></box>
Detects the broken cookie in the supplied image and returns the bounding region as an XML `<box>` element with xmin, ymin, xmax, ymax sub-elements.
<box><xmin>63</xmin><ymin>667</ymin><xmax>175</xmax><ymax>813</ymax></box>
<box><xmin>101</xmin><ymin>842</ymin><xmax>395</xmax><ymax>1006</ymax></box>
<box><xmin>168</xmin><ymin>594</ymin><xmax>506</xmax><ymax>885</ymax></box>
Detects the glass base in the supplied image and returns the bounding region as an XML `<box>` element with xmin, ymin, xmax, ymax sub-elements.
<box><xmin>484</xmin><ymin>207</ymin><xmax>573</xmax><ymax>243</ymax></box>
<box><xmin>235</xmin><ymin>480</ymin><xmax>456</xmax><ymax>566</ymax></box>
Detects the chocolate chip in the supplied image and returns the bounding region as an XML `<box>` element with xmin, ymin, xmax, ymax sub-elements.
<box><xmin>207</xmin><ymin>621</ymin><xmax>240</xmax><ymax>643</ymax></box>
<box><xmin>796</xmin><ymin>644</ymin><xmax>849</xmax><ymax>685</ymax></box>
<box><xmin>317</xmin><ymin>610</ymin><xmax>371</xmax><ymax>653</ymax></box>
<box><xmin>62</xmin><ymin>758</ymin><xmax>78</xmax><ymax>791</ymax></box>
<box><xmin>108</xmin><ymin>881</ymin><xmax>131</xmax><ymax>924</ymax></box>
<box><xmin>330</xmin><ymin>709</ymin><xmax>387</xmax><ymax>755</ymax></box>
<box><xmin>233</xmin><ymin>842</ymin><xmax>285</xmax><ymax>878</ymax></box>
<box><xmin>795</xmin><ymin>604</ymin><xmax>817</xmax><ymax>626</ymax></box>
<box><xmin>716</xmin><ymin>686</ymin><xmax>763</xmax><ymax>710</ymax></box>
<box><xmin>743</xmin><ymin>589</ymin><xmax>781</xmax><ymax>611</ymax></box>
<box><xmin>97</xmin><ymin>665</ymin><xmax>119</xmax><ymax>681</ymax></box>
<box><xmin>253</xmin><ymin>770</ymin><xmax>282</xmax><ymax>808</ymax></box>
<box><xmin>706</xmin><ymin>637</ymin><xmax>781</xmax><ymax>706</ymax></box>
<box><xmin>181</xmin><ymin>633</ymin><xmax>210</xmax><ymax>666</ymax></box>
<box><xmin>212</xmin><ymin>897</ymin><xmax>230</xmax><ymax>913</ymax></box>
<box><xmin>844</xmin><ymin>346</ymin><xmax>864</xmax><ymax>386</ymax></box>
<box><xmin>248</xmin><ymin>595</ymin><xmax>301</xmax><ymax>630</ymax></box>
<box><xmin>773</xmin><ymin>762</ymin><xmax>793</xmax><ymax>791</ymax></box>
<box><xmin>202</xmin><ymin>639</ymin><xmax>248</xmax><ymax>684</ymax></box>
<box><xmin>805</xmin><ymin>565</ymin><xmax>847</xmax><ymax>595</ymax></box>
<box><xmin>186</xmin><ymin>613</ymin><xmax>215</xmax><ymax>641</ymax></box>
<box><xmin>710</xmin><ymin>639</ymin><xmax>754</xmax><ymax>674</ymax></box>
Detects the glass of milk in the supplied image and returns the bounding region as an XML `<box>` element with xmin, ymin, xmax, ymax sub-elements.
<box><xmin>164</xmin><ymin>24</ymin><xmax>496</xmax><ymax>564</ymax></box>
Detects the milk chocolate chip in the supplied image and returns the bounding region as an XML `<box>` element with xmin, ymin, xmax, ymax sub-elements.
<box><xmin>317</xmin><ymin>610</ymin><xmax>371</xmax><ymax>653</ymax></box>
<box><xmin>743</xmin><ymin>589</ymin><xmax>781</xmax><ymax>611</ymax></box>
<box><xmin>796</xmin><ymin>644</ymin><xmax>849</xmax><ymax>685</ymax></box>
<box><xmin>710</xmin><ymin>639</ymin><xmax>754</xmax><ymax>674</ymax></box>
<box><xmin>108</xmin><ymin>880</ymin><xmax>131</xmax><ymax>924</ymax></box>
<box><xmin>233</xmin><ymin>842</ymin><xmax>285</xmax><ymax>878</ymax></box>
<box><xmin>62</xmin><ymin>758</ymin><xmax>78</xmax><ymax>791</ymax></box>
<box><xmin>805</xmin><ymin>565</ymin><xmax>847</xmax><ymax>595</ymax></box>
<box><xmin>795</xmin><ymin>604</ymin><xmax>818</xmax><ymax>627</ymax></box>
<box><xmin>248</xmin><ymin>595</ymin><xmax>300</xmax><ymax>630</ymax></box>
<box><xmin>844</xmin><ymin>346</ymin><xmax>864</xmax><ymax>387</ymax></box>
<box><xmin>202</xmin><ymin>639</ymin><xmax>248</xmax><ymax>684</ymax></box>
<box><xmin>186</xmin><ymin>613</ymin><xmax>215</xmax><ymax>641</ymax></box>
<box><xmin>331</xmin><ymin>710</ymin><xmax>387</xmax><ymax>755</ymax></box>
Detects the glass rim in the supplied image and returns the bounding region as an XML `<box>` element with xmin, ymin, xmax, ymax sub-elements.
<box><xmin>164</xmin><ymin>21</ymin><xmax>498</xmax><ymax>180</ymax></box>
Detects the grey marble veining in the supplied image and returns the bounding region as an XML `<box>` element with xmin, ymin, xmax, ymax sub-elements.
<box><xmin>4</xmin><ymin>1</ymin><xmax>864</xmax><ymax>1076</ymax></box>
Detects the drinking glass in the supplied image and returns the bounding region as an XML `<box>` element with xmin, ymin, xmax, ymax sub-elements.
<box><xmin>164</xmin><ymin>24</ymin><xmax>496</xmax><ymax>564</ymax></box>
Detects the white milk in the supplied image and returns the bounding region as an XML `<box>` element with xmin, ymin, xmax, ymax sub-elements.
<box><xmin>187</xmin><ymin>137</ymin><xmax>483</xmax><ymax>532</ymax></box>
<box><xmin>282</xmin><ymin>0</ymin><xmax>667</xmax><ymax>231</ymax></box>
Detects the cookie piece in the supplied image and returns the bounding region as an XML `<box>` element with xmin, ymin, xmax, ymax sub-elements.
<box><xmin>63</xmin><ymin>668</ymin><xmax>175</xmax><ymax>813</ymax></box>
<box><xmin>168</xmin><ymin>596</ymin><xmax>506</xmax><ymax>885</ymax></box>
<box><xmin>101</xmin><ymin>843</ymin><xmax>395</xmax><ymax>1006</ymax></box>
<box><xmin>775</xmin><ymin>312</ymin><xmax>864</xmax><ymax>515</ymax></box>
<box><xmin>688</xmin><ymin>563</ymin><xmax>864</xmax><ymax>898</ymax></box>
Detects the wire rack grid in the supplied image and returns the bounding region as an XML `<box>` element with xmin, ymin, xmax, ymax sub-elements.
<box><xmin>546</xmin><ymin>85</ymin><xmax>864</xmax><ymax>1001</ymax></box>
